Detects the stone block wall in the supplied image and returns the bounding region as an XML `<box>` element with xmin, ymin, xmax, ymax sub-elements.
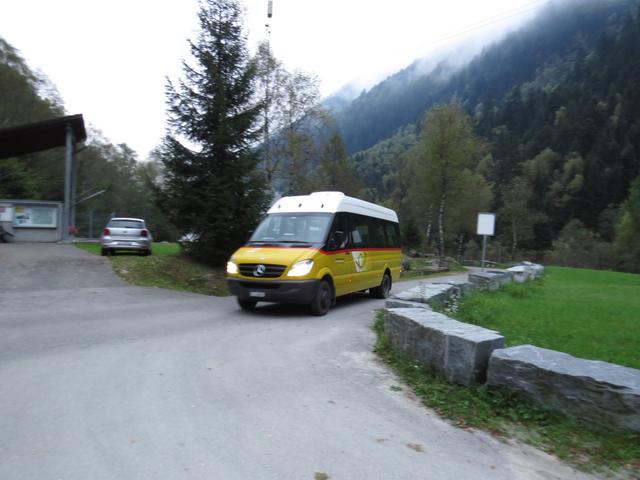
<box><xmin>383</xmin><ymin>271</ymin><xmax>514</xmax><ymax>386</ymax></box>
<box><xmin>381</xmin><ymin>264</ymin><xmax>640</xmax><ymax>432</ymax></box>
<box><xmin>487</xmin><ymin>345</ymin><xmax>640</xmax><ymax>433</ymax></box>
<box><xmin>384</xmin><ymin>308</ymin><xmax>504</xmax><ymax>385</ymax></box>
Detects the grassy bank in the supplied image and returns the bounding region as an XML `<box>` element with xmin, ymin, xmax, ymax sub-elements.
<box><xmin>75</xmin><ymin>242</ymin><xmax>229</xmax><ymax>296</ymax></box>
<box><xmin>373</xmin><ymin>314</ymin><xmax>640</xmax><ymax>474</ymax></box>
<box><xmin>453</xmin><ymin>266</ymin><xmax>640</xmax><ymax>369</ymax></box>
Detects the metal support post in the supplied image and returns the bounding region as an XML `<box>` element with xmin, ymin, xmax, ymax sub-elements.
<box><xmin>71</xmin><ymin>145</ymin><xmax>77</xmax><ymax>228</ymax></box>
<box><xmin>62</xmin><ymin>124</ymin><xmax>73</xmax><ymax>241</ymax></box>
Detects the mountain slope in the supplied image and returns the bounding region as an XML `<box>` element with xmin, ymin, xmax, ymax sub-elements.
<box><xmin>342</xmin><ymin>0</ymin><xmax>640</xmax><ymax>254</ymax></box>
<box><xmin>337</xmin><ymin>0</ymin><xmax>638</xmax><ymax>155</ymax></box>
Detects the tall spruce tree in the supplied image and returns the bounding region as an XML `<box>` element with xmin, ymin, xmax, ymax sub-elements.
<box><xmin>158</xmin><ymin>0</ymin><xmax>269</xmax><ymax>265</ymax></box>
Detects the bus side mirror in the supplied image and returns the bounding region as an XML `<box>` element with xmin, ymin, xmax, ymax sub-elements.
<box><xmin>327</xmin><ymin>230</ymin><xmax>345</xmax><ymax>250</ymax></box>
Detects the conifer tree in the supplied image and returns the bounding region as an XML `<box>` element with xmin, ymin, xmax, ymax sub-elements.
<box><xmin>158</xmin><ymin>0</ymin><xmax>269</xmax><ymax>265</ymax></box>
<box><xmin>315</xmin><ymin>132</ymin><xmax>362</xmax><ymax>196</ymax></box>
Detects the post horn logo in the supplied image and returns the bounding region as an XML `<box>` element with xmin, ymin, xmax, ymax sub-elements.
<box><xmin>254</xmin><ymin>264</ymin><xmax>266</xmax><ymax>277</ymax></box>
<box><xmin>353</xmin><ymin>252</ymin><xmax>366</xmax><ymax>270</ymax></box>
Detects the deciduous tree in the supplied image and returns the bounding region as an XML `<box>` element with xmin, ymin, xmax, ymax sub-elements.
<box><xmin>253</xmin><ymin>42</ymin><xmax>325</xmax><ymax>195</ymax></box>
<box><xmin>498</xmin><ymin>176</ymin><xmax>546</xmax><ymax>258</ymax></box>
<box><xmin>408</xmin><ymin>104</ymin><xmax>489</xmax><ymax>264</ymax></box>
<box><xmin>616</xmin><ymin>175</ymin><xmax>640</xmax><ymax>271</ymax></box>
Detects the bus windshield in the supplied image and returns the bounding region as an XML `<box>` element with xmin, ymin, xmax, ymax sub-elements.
<box><xmin>249</xmin><ymin>213</ymin><xmax>332</xmax><ymax>245</ymax></box>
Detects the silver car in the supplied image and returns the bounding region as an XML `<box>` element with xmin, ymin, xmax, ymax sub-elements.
<box><xmin>100</xmin><ymin>217</ymin><xmax>152</xmax><ymax>256</ymax></box>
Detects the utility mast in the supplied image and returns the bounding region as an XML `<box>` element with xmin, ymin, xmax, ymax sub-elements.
<box><xmin>263</xmin><ymin>0</ymin><xmax>274</xmax><ymax>190</ymax></box>
<box><xmin>266</xmin><ymin>0</ymin><xmax>273</xmax><ymax>35</ymax></box>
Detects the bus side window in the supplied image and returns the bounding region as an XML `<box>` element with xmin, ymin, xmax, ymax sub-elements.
<box><xmin>384</xmin><ymin>222</ymin><xmax>400</xmax><ymax>248</ymax></box>
<box><xmin>350</xmin><ymin>214</ymin><xmax>370</xmax><ymax>248</ymax></box>
<box><xmin>326</xmin><ymin>213</ymin><xmax>348</xmax><ymax>250</ymax></box>
<box><xmin>369</xmin><ymin>218</ymin><xmax>386</xmax><ymax>248</ymax></box>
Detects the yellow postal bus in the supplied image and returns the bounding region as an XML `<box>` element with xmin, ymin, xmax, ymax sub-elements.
<box><xmin>226</xmin><ymin>191</ymin><xmax>402</xmax><ymax>315</ymax></box>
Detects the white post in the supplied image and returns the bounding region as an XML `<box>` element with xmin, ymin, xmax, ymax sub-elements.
<box><xmin>481</xmin><ymin>234</ymin><xmax>487</xmax><ymax>272</ymax></box>
<box><xmin>477</xmin><ymin>213</ymin><xmax>496</xmax><ymax>272</ymax></box>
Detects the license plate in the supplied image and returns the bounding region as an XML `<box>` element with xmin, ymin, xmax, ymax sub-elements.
<box><xmin>249</xmin><ymin>291</ymin><xmax>266</xmax><ymax>298</ymax></box>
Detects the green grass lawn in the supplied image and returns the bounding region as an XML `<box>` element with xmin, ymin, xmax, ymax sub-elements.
<box><xmin>75</xmin><ymin>242</ymin><xmax>182</xmax><ymax>256</ymax></box>
<box><xmin>74</xmin><ymin>242</ymin><xmax>229</xmax><ymax>296</ymax></box>
<box><xmin>454</xmin><ymin>266</ymin><xmax>640</xmax><ymax>369</ymax></box>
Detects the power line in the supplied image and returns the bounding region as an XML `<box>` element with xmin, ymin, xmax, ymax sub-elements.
<box><xmin>416</xmin><ymin>0</ymin><xmax>547</xmax><ymax>52</ymax></box>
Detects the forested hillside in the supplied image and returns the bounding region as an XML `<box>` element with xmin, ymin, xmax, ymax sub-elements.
<box><xmin>338</xmin><ymin>0</ymin><xmax>637</xmax><ymax>155</ymax></box>
<box><xmin>343</xmin><ymin>0</ymin><xmax>640</xmax><ymax>270</ymax></box>
<box><xmin>0</xmin><ymin>38</ymin><xmax>176</xmax><ymax>240</ymax></box>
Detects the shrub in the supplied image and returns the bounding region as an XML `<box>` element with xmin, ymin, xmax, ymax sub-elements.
<box><xmin>546</xmin><ymin>219</ymin><xmax>616</xmax><ymax>269</ymax></box>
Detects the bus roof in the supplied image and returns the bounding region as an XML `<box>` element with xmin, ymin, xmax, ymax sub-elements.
<box><xmin>267</xmin><ymin>192</ymin><xmax>398</xmax><ymax>223</ymax></box>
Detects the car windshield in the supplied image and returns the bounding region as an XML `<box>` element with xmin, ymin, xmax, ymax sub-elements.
<box><xmin>108</xmin><ymin>220</ymin><xmax>143</xmax><ymax>229</ymax></box>
<box><xmin>249</xmin><ymin>213</ymin><xmax>332</xmax><ymax>245</ymax></box>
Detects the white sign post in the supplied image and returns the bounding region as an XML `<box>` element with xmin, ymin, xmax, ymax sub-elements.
<box><xmin>477</xmin><ymin>213</ymin><xmax>496</xmax><ymax>272</ymax></box>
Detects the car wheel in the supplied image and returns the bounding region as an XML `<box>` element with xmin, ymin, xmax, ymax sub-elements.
<box><xmin>370</xmin><ymin>272</ymin><xmax>392</xmax><ymax>299</ymax></box>
<box><xmin>237</xmin><ymin>298</ymin><xmax>257</xmax><ymax>311</ymax></box>
<box><xmin>310</xmin><ymin>279</ymin><xmax>333</xmax><ymax>316</ymax></box>
<box><xmin>100</xmin><ymin>248</ymin><xmax>107</xmax><ymax>256</ymax></box>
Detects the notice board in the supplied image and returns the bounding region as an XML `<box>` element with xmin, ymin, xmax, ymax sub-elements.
<box><xmin>13</xmin><ymin>206</ymin><xmax>58</xmax><ymax>228</ymax></box>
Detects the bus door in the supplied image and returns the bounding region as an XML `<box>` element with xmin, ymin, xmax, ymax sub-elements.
<box><xmin>325</xmin><ymin>213</ymin><xmax>358</xmax><ymax>296</ymax></box>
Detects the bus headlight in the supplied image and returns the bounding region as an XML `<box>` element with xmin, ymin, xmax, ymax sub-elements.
<box><xmin>287</xmin><ymin>259</ymin><xmax>314</xmax><ymax>277</ymax></box>
<box><xmin>226</xmin><ymin>261</ymin><xmax>238</xmax><ymax>274</ymax></box>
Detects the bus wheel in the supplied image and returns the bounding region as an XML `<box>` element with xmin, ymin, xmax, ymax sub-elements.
<box><xmin>370</xmin><ymin>272</ymin><xmax>392</xmax><ymax>299</ymax></box>
<box><xmin>310</xmin><ymin>280</ymin><xmax>333</xmax><ymax>316</ymax></box>
<box><xmin>237</xmin><ymin>298</ymin><xmax>257</xmax><ymax>311</ymax></box>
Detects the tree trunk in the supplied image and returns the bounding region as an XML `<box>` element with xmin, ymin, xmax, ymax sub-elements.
<box><xmin>438</xmin><ymin>190</ymin><xmax>446</xmax><ymax>267</ymax></box>
<box><xmin>425</xmin><ymin>204</ymin><xmax>433</xmax><ymax>249</ymax></box>
<box><xmin>511</xmin><ymin>219</ymin><xmax>518</xmax><ymax>260</ymax></box>
<box><xmin>287</xmin><ymin>128</ymin><xmax>296</xmax><ymax>194</ymax></box>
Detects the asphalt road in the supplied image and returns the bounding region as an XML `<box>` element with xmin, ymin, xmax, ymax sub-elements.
<box><xmin>0</xmin><ymin>244</ymin><xmax>595</xmax><ymax>480</ymax></box>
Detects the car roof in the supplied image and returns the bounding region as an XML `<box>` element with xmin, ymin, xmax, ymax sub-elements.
<box><xmin>109</xmin><ymin>217</ymin><xmax>145</xmax><ymax>222</ymax></box>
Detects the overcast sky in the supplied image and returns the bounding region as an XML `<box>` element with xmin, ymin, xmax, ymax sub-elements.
<box><xmin>0</xmin><ymin>0</ymin><xmax>547</xmax><ymax>159</ymax></box>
